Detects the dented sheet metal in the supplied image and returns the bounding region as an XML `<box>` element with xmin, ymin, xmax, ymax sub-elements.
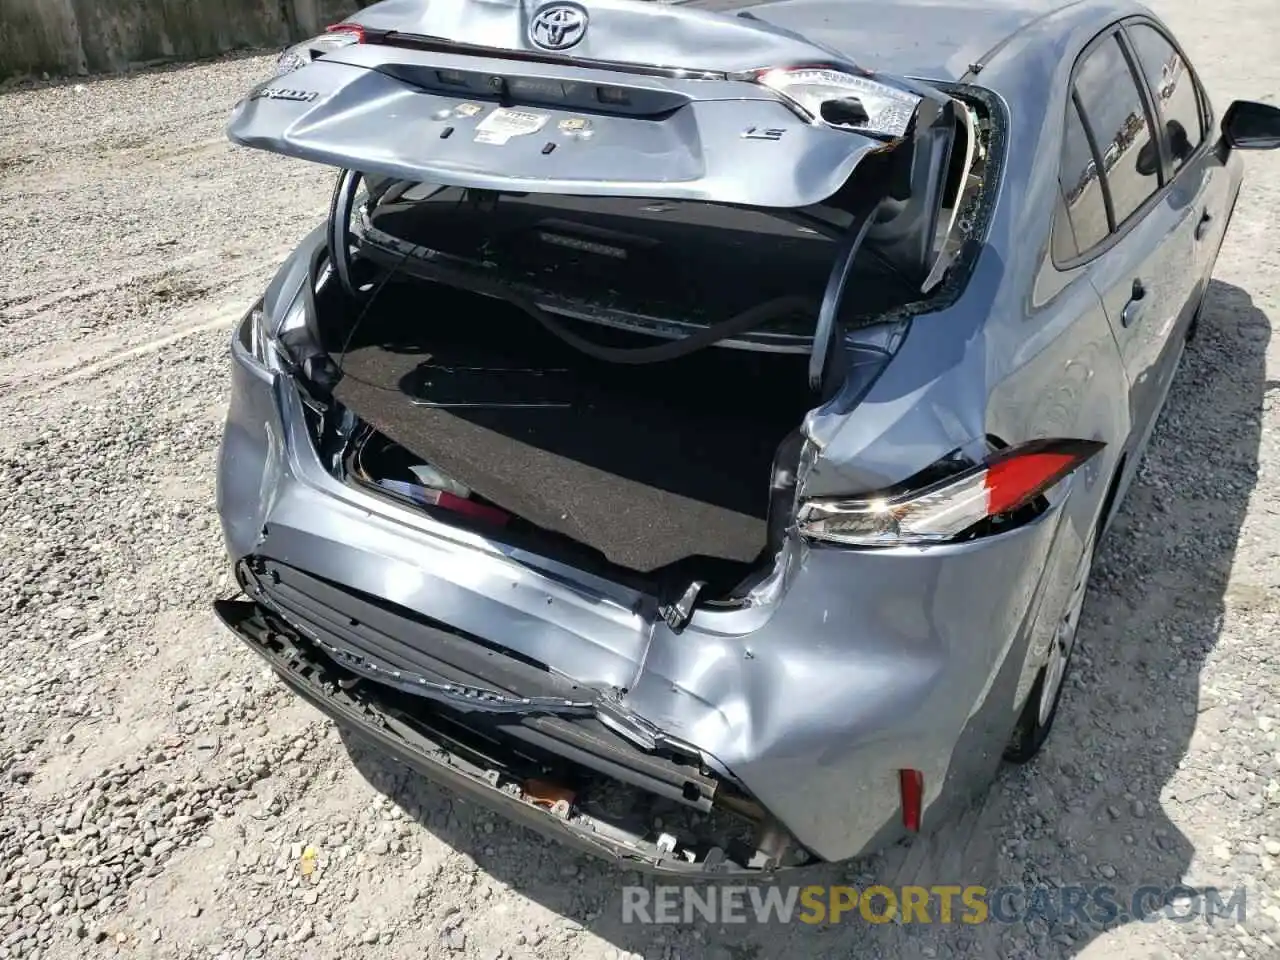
<box><xmin>345</xmin><ymin>0</ymin><xmax>861</xmax><ymax>74</ymax></box>
<box><xmin>213</xmin><ymin>0</ymin><xmax>1131</xmax><ymax>875</ymax></box>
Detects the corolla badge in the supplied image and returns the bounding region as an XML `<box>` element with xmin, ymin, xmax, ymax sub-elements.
<box><xmin>529</xmin><ymin>4</ymin><xmax>588</xmax><ymax>51</ymax></box>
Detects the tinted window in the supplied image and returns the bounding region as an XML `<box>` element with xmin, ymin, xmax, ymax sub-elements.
<box><xmin>1059</xmin><ymin>97</ymin><xmax>1109</xmax><ymax>253</ymax></box>
<box><xmin>1126</xmin><ymin>23</ymin><xmax>1205</xmax><ymax>172</ymax></box>
<box><xmin>1074</xmin><ymin>35</ymin><xmax>1160</xmax><ymax>226</ymax></box>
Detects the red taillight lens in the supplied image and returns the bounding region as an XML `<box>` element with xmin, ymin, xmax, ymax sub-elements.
<box><xmin>899</xmin><ymin>769</ymin><xmax>924</xmax><ymax>832</ymax></box>
<box><xmin>276</xmin><ymin>23</ymin><xmax>366</xmax><ymax>76</ymax></box>
<box><xmin>984</xmin><ymin>450</ymin><xmax>1085</xmax><ymax>516</ymax></box>
<box><xmin>797</xmin><ymin>439</ymin><xmax>1103</xmax><ymax>547</ymax></box>
<box><xmin>434</xmin><ymin>491</ymin><xmax>510</xmax><ymax>527</ymax></box>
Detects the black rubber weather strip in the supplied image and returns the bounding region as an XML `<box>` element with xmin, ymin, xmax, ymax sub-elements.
<box><xmin>808</xmin><ymin>191</ymin><xmax>882</xmax><ymax>392</ymax></box>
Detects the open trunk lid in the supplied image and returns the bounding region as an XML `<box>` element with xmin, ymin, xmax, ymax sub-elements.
<box><xmin>229</xmin><ymin>0</ymin><xmax>985</xmax><ymax>591</ymax></box>
<box><xmin>226</xmin><ymin>0</ymin><xmax>947</xmax><ymax>207</ymax></box>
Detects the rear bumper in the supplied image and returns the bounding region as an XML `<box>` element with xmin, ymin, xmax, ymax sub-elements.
<box><xmin>213</xmin><ymin>599</ymin><xmax>738</xmax><ymax>874</ymax></box>
<box><xmin>217</xmin><ymin>300</ymin><xmax>1092</xmax><ymax>865</ymax></box>
<box><xmin>234</xmin><ymin>555</ymin><xmax>722</xmax><ymax>815</ymax></box>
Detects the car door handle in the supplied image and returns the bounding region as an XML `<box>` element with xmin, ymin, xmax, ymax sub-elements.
<box><xmin>1121</xmin><ymin>278</ymin><xmax>1147</xmax><ymax>328</ymax></box>
<box><xmin>1194</xmin><ymin>209</ymin><xmax>1213</xmax><ymax>241</ymax></box>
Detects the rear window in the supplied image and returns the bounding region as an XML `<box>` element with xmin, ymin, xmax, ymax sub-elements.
<box><xmin>359</xmin><ymin>186</ymin><xmax>921</xmax><ymax>341</ymax></box>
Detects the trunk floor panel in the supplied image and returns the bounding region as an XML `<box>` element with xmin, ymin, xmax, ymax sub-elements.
<box><xmin>330</xmin><ymin>284</ymin><xmax>812</xmax><ymax>573</ymax></box>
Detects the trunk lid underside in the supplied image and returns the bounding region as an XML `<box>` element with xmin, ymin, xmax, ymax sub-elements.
<box><xmin>227</xmin><ymin>0</ymin><xmax>947</xmax><ymax>207</ymax></box>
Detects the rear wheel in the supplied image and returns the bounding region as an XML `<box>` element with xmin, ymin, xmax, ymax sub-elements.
<box><xmin>1005</xmin><ymin>527</ymin><xmax>1096</xmax><ymax>763</ymax></box>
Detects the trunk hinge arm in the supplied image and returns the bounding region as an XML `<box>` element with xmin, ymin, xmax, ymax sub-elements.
<box><xmin>808</xmin><ymin>193</ymin><xmax>881</xmax><ymax>392</ymax></box>
<box><xmin>328</xmin><ymin>169</ymin><xmax>363</xmax><ymax>298</ymax></box>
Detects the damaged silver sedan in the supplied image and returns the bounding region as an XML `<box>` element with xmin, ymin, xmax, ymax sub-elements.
<box><xmin>213</xmin><ymin>0</ymin><xmax>1280</xmax><ymax>872</ymax></box>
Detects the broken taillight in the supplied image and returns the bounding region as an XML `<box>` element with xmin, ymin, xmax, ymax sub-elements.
<box><xmin>755</xmin><ymin>67</ymin><xmax>922</xmax><ymax>138</ymax></box>
<box><xmin>796</xmin><ymin>439</ymin><xmax>1104</xmax><ymax>547</ymax></box>
<box><xmin>429</xmin><ymin>490</ymin><xmax>510</xmax><ymax>527</ymax></box>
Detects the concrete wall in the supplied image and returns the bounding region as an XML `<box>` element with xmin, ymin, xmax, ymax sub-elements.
<box><xmin>0</xmin><ymin>0</ymin><xmax>363</xmax><ymax>81</ymax></box>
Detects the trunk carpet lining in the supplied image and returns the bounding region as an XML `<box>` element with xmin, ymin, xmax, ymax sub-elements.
<box><xmin>330</xmin><ymin>284</ymin><xmax>813</xmax><ymax>573</ymax></box>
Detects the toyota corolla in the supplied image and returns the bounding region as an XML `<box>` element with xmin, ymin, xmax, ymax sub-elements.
<box><xmin>212</xmin><ymin>0</ymin><xmax>1280</xmax><ymax>872</ymax></box>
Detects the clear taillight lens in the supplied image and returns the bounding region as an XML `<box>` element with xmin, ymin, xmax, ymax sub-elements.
<box><xmin>756</xmin><ymin>68</ymin><xmax>922</xmax><ymax>137</ymax></box>
<box><xmin>797</xmin><ymin>440</ymin><xmax>1104</xmax><ymax>546</ymax></box>
<box><xmin>276</xmin><ymin>23</ymin><xmax>365</xmax><ymax>77</ymax></box>
<box><xmin>245</xmin><ymin>301</ymin><xmax>271</xmax><ymax>366</ymax></box>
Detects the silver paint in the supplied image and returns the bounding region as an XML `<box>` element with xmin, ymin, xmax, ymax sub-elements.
<box><xmin>217</xmin><ymin>0</ymin><xmax>1251</xmax><ymax>862</ymax></box>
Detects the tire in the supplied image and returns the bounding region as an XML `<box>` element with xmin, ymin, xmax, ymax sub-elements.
<box><xmin>1005</xmin><ymin>527</ymin><xmax>1097</xmax><ymax>763</ymax></box>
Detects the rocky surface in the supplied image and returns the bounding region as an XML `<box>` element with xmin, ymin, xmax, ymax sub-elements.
<box><xmin>0</xmin><ymin>1</ymin><xmax>1278</xmax><ymax>957</ymax></box>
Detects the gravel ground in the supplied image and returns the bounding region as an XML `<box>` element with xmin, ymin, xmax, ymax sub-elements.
<box><xmin>1</xmin><ymin>2</ymin><xmax>1278</xmax><ymax>958</ymax></box>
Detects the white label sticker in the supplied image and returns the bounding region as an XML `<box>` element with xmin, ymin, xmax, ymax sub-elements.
<box><xmin>473</xmin><ymin>107</ymin><xmax>550</xmax><ymax>145</ymax></box>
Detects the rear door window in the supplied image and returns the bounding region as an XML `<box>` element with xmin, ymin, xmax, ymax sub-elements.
<box><xmin>1072</xmin><ymin>35</ymin><xmax>1161</xmax><ymax>228</ymax></box>
<box><xmin>1124</xmin><ymin>22</ymin><xmax>1206</xmax><ymax>173</ymax></box>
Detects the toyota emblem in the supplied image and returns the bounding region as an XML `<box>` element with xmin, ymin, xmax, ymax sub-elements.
<box><xmin>529</xmin><ymin>4</ymin><xmax>588</xmax><ymax>51</ymax></box>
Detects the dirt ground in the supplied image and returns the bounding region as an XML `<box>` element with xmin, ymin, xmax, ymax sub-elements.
<box><xmin>1</xmin><ymin>1</ymin><xmax>1278</xmax><ymax>958</ymax></box>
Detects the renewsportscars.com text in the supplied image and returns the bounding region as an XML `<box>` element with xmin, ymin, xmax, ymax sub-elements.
<box><xmin>621</xmin><ymin>884</ymin><xmax>1247</xmax><ymax>926</ymax></box>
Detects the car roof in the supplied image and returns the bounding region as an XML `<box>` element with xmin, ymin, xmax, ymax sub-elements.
<box><xmin>684</xmin><ymin>0</ymin><xmax>1084</xmax><ymax>81</ymax></box>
